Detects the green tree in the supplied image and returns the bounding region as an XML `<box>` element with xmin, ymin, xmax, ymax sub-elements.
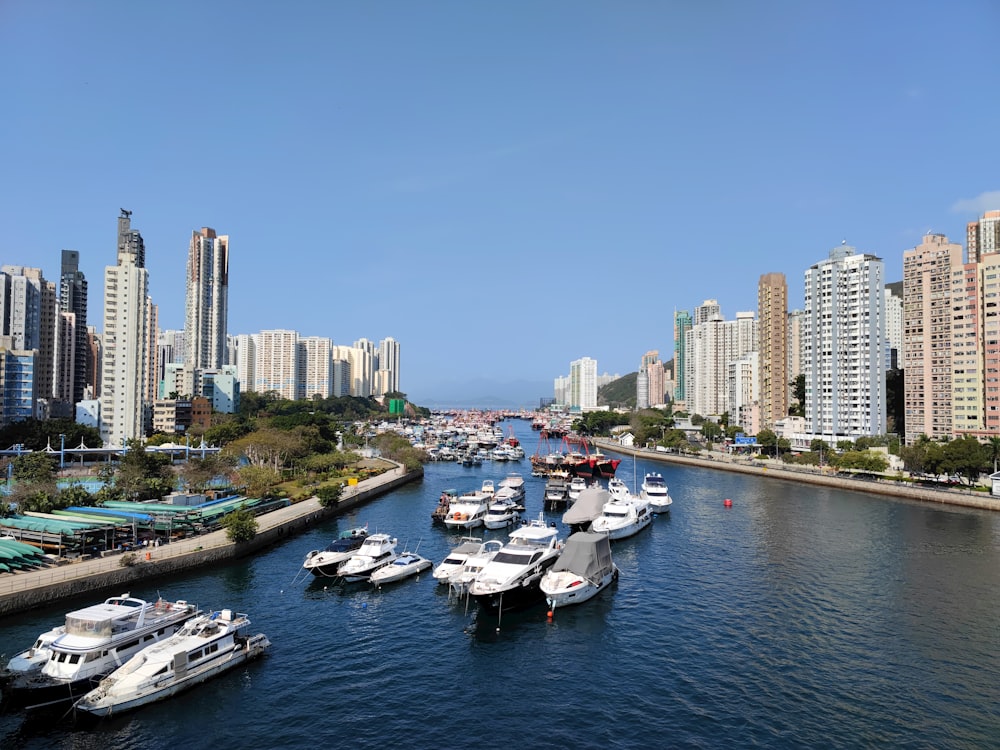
<box><xmin>941</xmin><ymin>436</ymin><xmax>989</xmax><ymax>485</ymax></box>
<box><xmin>236</xmin><ymin>465</ymin><xmax>282</xmax><ymax>498</ymax></box>
<box><xmin>789</xmin><ymin>374</ymin><xmax>805</xmax><ymax>417</ymax></box>
<box><xmin>12</xmin><ymin>452</ymin><xmax>56</xmax><ymax>483</ymax></box>
<box><xmin>988</xmin><ymin>436</ymin><xmax>1000</xmax><ymax>473</ymax></box>
<box><xmin>220</xmin><ymin>507</ymin><xmax>258</xmax><ymax>543</ymax></box>
<box><xmin>756</xmin><ymin>429</ymin><xmax>777</xmax><ymax>457</ymax></box>
<box><xmin>316</xmin><ymin>483</ymin><xmax>343</xmax><ymax>508</ymax></box>
<box><xmin>115</xmin><ymin>439</ymin><xmax>173</xmax><ymax>501</ymax></box>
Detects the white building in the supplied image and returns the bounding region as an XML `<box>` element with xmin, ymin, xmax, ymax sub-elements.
<box><xmin>569</xmin><ymin>356</ymin><xmax>598</xmax><ymax>410</ymax></box>
<box><xmin>184</xmin><ymin>227</ymin><xmax>229</xmax><ymax>372</ymax></box>
<box><xmin>100</xmin><ymin>210</ymin><xmax>151</xmax><ymax>446</ymax></box>
<box><xmin>298</xmin><ymin>336</ymin><xmax>333</xmax><ymax>399</ymax></box>
<box><xmin>800</xmin><ymin>243</ymin><xmax>887</xmax><ymax>443</ymax></box>
<box><xmin>254</xmin><ymin>329</ymin><xmax>299</xmax><ymax>400</ymax></box>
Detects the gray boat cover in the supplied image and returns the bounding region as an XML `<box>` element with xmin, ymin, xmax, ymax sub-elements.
<box><xmin>550</xmin><ymin>531</ymin><xmax>614</xmax><ymax>579</ymax></box>
<box><xmin>562</xmin><ymin>487</ymin><xmax>609</xmax><ymax>526</ymax></box>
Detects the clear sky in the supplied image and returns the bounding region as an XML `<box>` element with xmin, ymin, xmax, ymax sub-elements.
<box><xmin>2</xmin><ymin>1</ymin><xmax>998</xmax><ymax>406</ymax></box>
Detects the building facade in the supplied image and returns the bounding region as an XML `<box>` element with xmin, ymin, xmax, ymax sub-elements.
<box><xmin>757</xmin><ymin>272</ymin><xmax>788</xmax><ymax>431</ymax></box>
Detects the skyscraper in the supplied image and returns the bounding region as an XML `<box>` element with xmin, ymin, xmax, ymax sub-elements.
<box><xmin>967</xmin><ymin>210</ymin><xmax>1000</xmax><ymax>264</ymax></box>
<box><xmin>757</xmin><ymin>272</ymin><xmax>788</xmax><ymax>431</ymax></box>
<box><xmin>254</xmin><ymin>329</ymin><xmax>298</xmax><ymax>400</ymax></box>
<box><xmin>673</xmin><ymin>310</ymin><xmax>692</xmax><ymax>406</ymax></box>
<box><xmin>569</xmin><ymin>357</ymin><xmax>598</xmax><ymax>410</ymax></box>
<box><xmin>58</xmin><ymin>250</ymin><xmax>88</xmax><ymax>404</ymax></box>
<box><xmin>902</xmin><ymin>233</ymin><xmax>963</xmax><ymax>444</ymax></box>
<box><xmin>802</xmin><ymin>244</ymin><xmax>886</xmax><ymax>441</ymax></box>
<box><xmin>100</xmin><ymin>209</ymin><xmax>151</xmax><ymax>446</ymax></box>
<box><xmin>184</xmin><ymin>227</ymin><xmax>229</xmax><ymax>372</ymax></box>
<box><xmin>378</xmin><ymin>337</ymin><xmax>401</xmax><ymax>395</ymax></box>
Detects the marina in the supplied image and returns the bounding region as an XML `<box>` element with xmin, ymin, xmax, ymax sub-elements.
<box><xmin>1</xmin><ymin>417</ymin><xmax>1000</xmax><ymax>747</ymax></box>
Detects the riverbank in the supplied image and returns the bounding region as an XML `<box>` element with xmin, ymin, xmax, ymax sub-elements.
<box><xmin>0</xmin><ymin>462</ymin><xmax>423</xmax><ymax>619</ymax></box>
<box><xmin>595</xmin><ymin>439</ymin><xmax>1000</xmax><ymax>512</ymax></box>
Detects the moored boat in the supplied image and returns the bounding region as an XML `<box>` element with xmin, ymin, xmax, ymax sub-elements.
<box><xmin>337</xmin><ymin>533</ymin><xmax>399</xmax><ymax>581</ymax></box>
<box><xmin>541</xmin><ymin>531</ymin><xmax>618</xmax><ymax>610</ymax></box>
<box><xmin>7</xmin><ymin>595</ymin><xmax>200</xmax><ymax>711</ymax></box>
<box><xmin>590</xmin><ymin>488</ymin><xmax>652</xmax><ymax>541</ymax></box>
<box><xmin>371</xmin><ymin>552</ymin><xmax>433</xmax><ymax>586</ymax></box>
<box><xmin>301</xmin><ymin>527</ymin><xmax>369</xmax><ymax>577</ymax></box>
<box><xmin>433</xmin><ymin>537</ymin><xmax>485</xmax><ymax>584</ymax></box>
<box><xmin>484</xmin><ymin>497</ymin><xmax>520</xmax><ymax>530</ymax></box>
<box><xmin>442</xmin><ymin>489</ymin><xmax>491</xmax><ymax>530</ymax></box>
<box><xmin>640</xmin><ymin>472</ymin><xmax>673</xmax><ymax>513</ymax></box>
<box><xmin>74</xmin><ymin>609</ymin><xmax>269</xmax><ymax>718</ymax></box>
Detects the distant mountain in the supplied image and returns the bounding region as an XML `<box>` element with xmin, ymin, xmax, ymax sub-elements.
<box><xmin>599</xmin><ymin>372</ymin><xmax>638</xmax><ymax>409</ymax></box>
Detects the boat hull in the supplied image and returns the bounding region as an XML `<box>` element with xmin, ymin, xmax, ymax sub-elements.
<box><xmin>543</xmin><ymin>567</ymin><xmax>618</xmax><ymax>608</ymax></box>
<box><xmin>471</xmin><ymin>559</ymin><xmax>559</xmax><ymax>614</ymax></box>
<box><xmin>591</xmin><ymin>512</ymin><xmax>652</xmax><ymax>540</ymax></box>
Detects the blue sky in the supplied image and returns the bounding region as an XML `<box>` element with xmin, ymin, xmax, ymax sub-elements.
<box><xmin>2</xmin><ymin>1</ymin><xmax>998</xmax><ymax>406</ymax></box>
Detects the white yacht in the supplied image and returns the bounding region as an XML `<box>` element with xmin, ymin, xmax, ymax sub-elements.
<box><xmin>447</xmin><ymin>539</ymin><xmax>504</xmax><ymax>598</ymax></box>
<box><xmin>541</xmin><ymin>531</ymin><xmax>618</xmax><ymax>610</ymax></box>
<box><xmin>497</xmin><ymin>473</ymin><xmax>526</xmax><ymax>506</ymax></box>
<box><xmin>640</xmin><ymin>472</ymin><xmax>673</xmax><ymax>513</ymax></box>
<box><xmin>2</xmin><ymin>623</ymin><xmax>65</xmax><ymax>682</ymax></box>
<box><xmin>607</xmin><ymin>477</ymin><xmax>631</xmax><ymax>502</ymax></box>
<box><xmin>337</xmin><ymin>533</ymin><xmax>399</xmax><ymax>581</ymax></box>
<box><xmin>370</xmin><ymin>552</ymin><xmax>432</xmax><ymax>586</ymax></box>
<box><xmin>74</xmin><ymin>609</ymin><xmax>270</xmax><ymax>718</ymax></box>
<box><xmin>433</xmin><ymin>537</ymin><xmax>485</xmax><ymax>584</ymax></box>
<box><xmin>7</xmin><ymin>595</ymin><xmax>200</xmax><ymax>710</ymax></box>
<box><xmin>483</xmin><ymin>497</ymin><xmax>520</xmax><ymax>530</ymax></box>
<box><xmin>301</xmin><ymin>527</ymin><xmax>369</xmax><ymax>577</ymax></box>
<box><xmin>442</xmin><ymin>489</ymin><xmax>492</xmax><ymax>529</ymax></box>
<box><xmin>590</xmin><ymin>488</ymin><xmax>653</xmax><ymax>541</ymax></box>
<box><xmin>567</xmin><ymin>476</ymin><xmax>587</xmax><ymax>502</ymax></box>
<box><xmin>468</xmin><ymin>514</ymin><xmax>563</xmax><ymax>614</ymax></box>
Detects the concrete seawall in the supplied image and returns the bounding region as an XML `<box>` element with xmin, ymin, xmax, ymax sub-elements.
<box><xmin>0</xmin><ymin>464</ymin><xmax>423</xmax><ymax>619</ymax></box>
<box><xmin>595</xmin><ymin>439</ymin><xmax>1000</xmax><ymax>512</ymax></box>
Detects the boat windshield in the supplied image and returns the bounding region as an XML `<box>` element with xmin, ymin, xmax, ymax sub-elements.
<box><xmin>65</xmin><ymin>616</ymin><xmax>113</xmax><ymax>638</ymax></box>
<box><xmin>491</xmin><ymin>550</ymin><xmax>532</xmax><ymax>565</ymax></box>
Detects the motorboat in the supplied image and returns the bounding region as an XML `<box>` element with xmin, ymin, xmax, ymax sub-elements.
<box><xmin>447</xmin><ymin>539</ymin><xmax>504</xmax><ymax>598</ymax></box>
<box><xmin>607</xmin><ymin>477</ymin><xmax>630</xmax><ymax>502</ymax></box>
<box><xmin>562</xmin><ymin>486</ymin><xmax>611</xmax><ymax>533</ymax></box>
<box><xmin>541</xmin><ymin>531</ymin><xmax>618</xmax><ymax>610</ymax></box>
<box><xmin>544</xmin><ymin>474</ymin><xmax>570</xmax><ymax>509</ymax></box>
<box><xmin>433</xmin><ymin>537</ymin><xmax>485</xmax><ymax>584</ymax></box>
<box><xmin>74</xmin><ymin>609</ymin><xmax>270</xmax><ymax>718</ymax></box>
<box><xmin>468</xmin><ymin>514</ymin><xmax>563</xmax><ymax>614</ymax></box>
<box><xmin>640</xmin><ymin>472</ymin><xmax>673</xmax><ymax>513</ymax></box>
<box><xmin>590</xmin><ymin>488</ymin><xmax>653</xmax><ymax>541</ymax></box>
<box><xmin>567</xmin><ymin>476</ymin><xmax>587</xmax><ymax>502</ymax></box>
<box><xmin>442</xmin><ymin>489</ymin><xmax>491</xmax><ymax>529</ymax></box>
<box><xmin>497</xmin><ymin>473</ymin><xmax>526</xmax><ymax>505</ymax></box>
<box><xmin>480</xmin><ymin>479</ymin><xmax>496</xmax><ymax>498</ymax></box>
<box><xmin>431</xmin><ymin>489</ymin><xmax>459</xmax><ymax>525</ymax></box>
<box><xmin>2</xmin><ymin>622</ymin><xmax>65</xmax><ymax>683</ymax></box>
<box><xmin>337</xmin><ymin>533</ymin><xmax>398</xmax><ymax>581</ymax></box>
<box><xmin>484</xmin><ymin>497</ymin><xmax>520</xmax><ymax>530</ymax></box>
<box><xmin>301</xmin><ymin>527</ymin><xmax>369</xmax><ymax>577</ymax></box>
<box><xmin>7</xmin><ymin>595</ymin><xmax>200</xmax><ymax>710</ymax></box>
<box><xmin>370</xmin><ymin>552</ymin><xmax>433</xmax><ymax>586</ymax></box>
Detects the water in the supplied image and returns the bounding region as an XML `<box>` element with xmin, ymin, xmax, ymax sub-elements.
<box><xmin>3</xmin><ymin>419</ymin><xmax>1000</xmax><ymax>749</ymax></box>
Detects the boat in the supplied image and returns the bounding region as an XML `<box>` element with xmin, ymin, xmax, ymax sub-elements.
<box><xmin>337</xmin><ymin>533</ymin><xmax>399</xmax><ymax>581</ymax></box>
<box><xmin>567</xmin><ymin>476</ymin><xmax>587</xmax><ymax>502</ymax></box>
<box><xmin>6</xmin><ymin>595</ymin><xmax>200</xmax><ymax>710</ymax></box>
<box><xmin>301</xmin><ymin>527</ymin><xmax>369</xmax><ymax>577</ymax></box>
<box><xmin>592</xmin><ymin>453</ymin><xmax>622</xmax><ymax>479</ymax></box>
<box><xmin>73</xmin><ymin>608</ymin><xmax>270</xmax><ymax>718</ymax></box>
<box><xmin>1</xmin><ymin>622</ymin><xmax>65</xmax><ymax>683</ymax></box>
<box><xmin>544</xmin><ymin>474</ymin><xmax>570</xmax><ymax>509</ymax></box>
<box><xmin>562</xmin><ymin>486</ymin><xmax>611</xmax><ymax>533</ymax></box>
<box><xmin>433</xmin><ymin>537</ymin><xmax>485</xmax><ymax>584</ymax></box>
<box><xmin>431</xmin><ymin>489</ymin><xmax>459</xmax><ymax>525</ymax></box>
<box><xmin>442</xmin><ymin>488</ymin><xmax>492</xmax><ymax>529</ymax></box>
<box><xmin>447</xmin><ymin>539</ymin><xmax>504</xmax><ymax>598</ymax></box>
<box><xmin>468</xmin><ymin>514</ymin><xmax>563</xmax><ymax>614</ymax></box>
<box><xmin>483</xmin><ymin>497</ymin><xmax>520</xmax><ymax>530</ymax></box>
<box><xmin>640</xmin><ymin>472</ymin><xmax>673</xmax><ymax>513</ymax></box>
<box><xmin>370</xmin><ymin>551</ymin><xmax>433</xmax><ymax>586</ymax></box>
<box><xmin>590</xmin><ymin>488</ymin><xmax>653</xmax><ymax>541</ymax></box>
<box><xmin>607</xmin><ymin>477</ymin><xmax>630</xmax><ymax>502</ymax></box>
<box><xmin>541</xmin><ymin>531</ymin><xmax>618</xmax><ymax>610</ymax></box>
<box><xmin>497</xmin><ymin>473</ymin><xmax>526</xmax><ymax>504</ymax></box>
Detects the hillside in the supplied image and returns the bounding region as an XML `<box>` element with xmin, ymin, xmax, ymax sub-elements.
<box><xmin>598</xmin><ymin>372</ymin><xmax>637</xmax><ymax>409</ymax></box>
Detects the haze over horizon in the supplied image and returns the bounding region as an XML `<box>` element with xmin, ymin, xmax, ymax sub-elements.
<box><xmin>2</xmin><ymin>2</ymin><xmax>997</xmax><ymax>405</ymax></box>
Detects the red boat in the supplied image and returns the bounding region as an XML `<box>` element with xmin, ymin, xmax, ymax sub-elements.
<box><xmin>591</xmin><ymin>453</ymin><xmax>621</xmax><ymax>478</ymax></box>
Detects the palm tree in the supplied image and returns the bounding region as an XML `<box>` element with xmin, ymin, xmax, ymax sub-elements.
<box><xmin>988</xmin><ymin>436</ymin><xmax>1000</xmax><ymax>473</ymax></box>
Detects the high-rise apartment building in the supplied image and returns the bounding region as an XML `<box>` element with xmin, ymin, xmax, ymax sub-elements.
<box><xmin>902</xmin><ymin>233</ymin><xmax>963</xmax><ymax>444</ymax></box>
<box><xmin>184</xmin><ymin>227</ymin><xmax>229</xmax><ymax>372</ymax></box>
<box><xmin>254</xmin><ymin>329</ymin><xmax>299</xmax><ymax>400</ymax></box>
<box><xmin>0</xmin><ymin>266</ymin><xmax>56</xmax><ymax>413</ymax></box>
<box><xmin>686</xmin><ymin>309</ymin><xmax>757</xmax><ymax>419</ymax></box>
<box><xmin>569</xmin><ymin>357</ymin><xmax>597</xmax><ymax>410</ymax></box>
<box><xmin>58</xmin><ymin>250</ymin><xmax>88</xmax><ymax>404</ymax></box>
<box><xmin>673</xmin><ymin>310</ymin><xmax>692</xmax><ymax>406</ymax></box>
<box><xmin>298</xmin><ymin>336</ymin><xmax>333</xmax><ymax>399</ymax></box>
<box><xmin>802</xmin><ymin>244</ymin><xmax>886</xmax><ymax>442</ymax></box>
<box><xmin>884</xmin><ymin>284</ymin><xmax>903</xmax><ymax>369</ymax></box>
<box><xmin>378</xmin><ymin>337</ymin><xmax>400</xmax><ymax>395</ymax></box>
<box><xmin>967</xmin><ymin>210</ymin><xmax>1000</xmax><ymax>264</ymax></box>
<box><xmin>351</xmin><ymin>339</ymin><xmax>375</xmax><ymax>397</ymax></box>
<box><xmin>640</xmin><ymin>350</ymin><xmax>664</xmax><ymax>407</ymax></box>
<box><xmin>100</xmin><ymin>210</ymin><xmax>151</xmax><ymax>446</ymax></box>
<box><xmin>758</xmin><ymin>272</ymin><xmax>788</xmax><ymax>431</ymax></box>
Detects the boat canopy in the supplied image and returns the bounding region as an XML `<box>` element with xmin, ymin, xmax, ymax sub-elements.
<box><xmin>562</xmin><ymin>488</ymin><xmax>610</xmax><ymax>526</ymax></box>
<box><xmin>550</xmin><ymin>531</ymin><xmax>614</xmax><ymax>579</ymax></box>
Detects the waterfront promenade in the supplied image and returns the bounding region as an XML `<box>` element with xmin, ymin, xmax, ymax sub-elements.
<box><xmin>595</xmin><ymin>438</ymin><xmax>1000</xmax><ymax>512</ymax></box>
<box><xmin>0</xmin><ymin>462</ymin><xmax>420</xmax><ymax>617</ymax></box>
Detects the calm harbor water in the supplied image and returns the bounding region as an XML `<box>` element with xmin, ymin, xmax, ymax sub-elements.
<box><xmin>3</xmin><ymin>418</ymin><xmax>1000</xmax><ymax>749</ymax></box>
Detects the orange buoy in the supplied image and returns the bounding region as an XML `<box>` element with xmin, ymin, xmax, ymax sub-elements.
<box><xmin>724</xmin><ymin>498</ymin><xmax>733</xmax><ymax>508</ymax></box>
